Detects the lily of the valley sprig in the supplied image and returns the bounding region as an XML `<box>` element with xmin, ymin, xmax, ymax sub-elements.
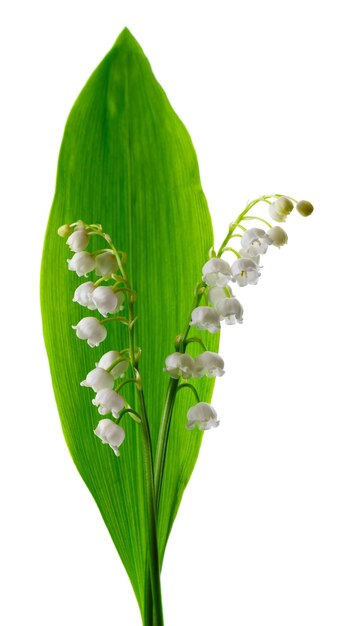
<box><xmin>58</xmin><ymin>194</ymin><xmax>313</xmax><ymax>457</ymax></box>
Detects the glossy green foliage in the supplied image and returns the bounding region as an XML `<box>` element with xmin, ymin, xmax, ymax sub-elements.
<box><xmin>41</xmin><ymin>28</ymin><xmax>219</xmax><ymax>619</ymax></box>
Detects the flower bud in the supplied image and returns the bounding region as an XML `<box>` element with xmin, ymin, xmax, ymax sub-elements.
<box><xmin>216</xmin><ymin>297</ymin><xmax>243</xmax><ymax>324</ymax></box>
<box><xmin>92</xmin><ymin>388</ymin><xmax>124</xmax><ymax>417</ymax></box>
<box><xmin>80</xmin><ymin>367</ymin><xmax>115</xmax><ymax>392</ymax></box>
<box><xmin>186</xmin><ymin>402</ymin><xmax>219</xmax><ymax>430</ymax></box>
<box><xmin>91</xmin><ymin>287</ymin><xmax>119</xmax><ymax>317</ymax></box>
<box><xmin>96</xmin><ymin>351</ymin><xmax>129</xmax><ymax>378</ymax></box>
<box><xmin>73</xmin><ymin>281</ymin><xmax>96</xmax><ymax>309</ymax></box>
<box><xmin>72</xmin><ymin>317</ymin><xmax>107</xmax><ymax>347</ymax></box>
<box><xmin>190</xmin><ymin>306</ymin><xmax>221</xmax><ymax>334</ymax></box>
<box><xmin>164</xmin><ymin>352</ymin><xmax>195</xmax><ymax>379</ymax></box>
<box><xmin>194</xmin><ymin>352</ymin><xmax>225</xmax><ymax>378</ymax></box>
<box><xmin>202</xmin><ymin>258</ymin><xmax>231</xmax><ymax>287</ymax></box>
<box><xmin>268</xmin><ymin>196</ymin><xmax>293</xmax><ymax>222</ymax></box>
<box><xmin>296</xmin><ymin>200</ymin><xmax>314</xmax><ymax>217</ymax></box>
<box><xmin>58</xmin><ymin>224</ymin><xmax>72</xmax><ymax>237</ymax></box>
<box><xmin>267</xmin><ymin>226</ymin><xmax>288</xmax><ymax>248</ymax></box>
<box><xmin>66</xmin><ymin>227</ymin><xmax>89</xmax><ymax>252</ymax></box>
<box><xmin>94</xmin><ymin>419</ymin><xmax>125</xmax><ymax>456</ymax></box>
<box><xmin>67</xmin><ymin>252</ymin><xmax>96</xmax><ymax>276</ymax></box>
<box><xmin>95</xmin><ymin>252</ymin><xmax>118</xmax><ymax>276</ymax></box>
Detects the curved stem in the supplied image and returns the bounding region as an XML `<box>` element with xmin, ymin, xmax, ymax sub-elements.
<box><xmin>177</xmin><ymin>383</ymin><xmax>200</xmax><ymax>403</ymax></box>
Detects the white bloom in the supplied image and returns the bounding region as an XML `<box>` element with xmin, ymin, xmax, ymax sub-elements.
<box><xmin>268</xmin><ymin>196</ymin><xmax>293</xmax><ymax>222</ymax></box>
<box><xmin>190</xmin><ymin>306</ymin><xmax>221</xmax><ymax>334</ymax></box>
<box><xmin>73</xmin><ymin>281</ymin><xmax>96</xmax><ymax>309</ymax></box>
<box><xmin>67</xmin><ymin>252</ymin><xmax>96</xmax><ymax>276</ymax></box>
<box><xmin>164</xmin><ymin>352</ymin><xmax>195</xmax><ymax>379</ymax></box>
<box><xmin>94</xmin><ymin>419</ymin><xmax>125</xmax><ymax>456</ymax></box>
<box><xmin>216</xmin><ymin>297</ymin><xmax>243</xmax><ymax>324</ymax></box>
<box><xmin>72</xmin><ymin>317</ymin><xmax>107</xmax><ymax>347</ymax></box>
<box><xmin>96</xmin><ymin>351</ymin><xmax>129</xmax><ymax>378</ymax></box>
<box><xmin>66</xmin><ymin>227</ymin><xmax>89</xmax><ymax>252</ymax></box>
<box><xmin>92</xmin><ymin>287</ymin><xmax>119</xmax><ymax>317</ymax></box>
<box><xmin>202</xmin><ymin>258</ymin><xmax>231</xmax><ymax>287</ymax></box>
<box><xmin>231</xmin><ymin>258</ymin><xmax>261</xmax><ymax>287</ymax></box>
<box><xmin>241</xmin><ymin>228</ymin><xmax>272</xmax><ymax>256</ymax></box>
<box><xmin>296</xmin><ymin>200</ymin><xmax>314</xmax><ymax>217</ymax></box>
<box><xmin>187</xmin><ymin>402</ymin><xmax>219</xmax><ymax>430</ymax></box>
<box><xmin>95</xmin><ymin>252</ymin><xmax>118</xmax><ymax>276</ymax></box>
<box><xmin>80</xmin><ymin>367</ymin><xmax>114</xmax><ymax>392</ymax></box>
<box><xmin>239</xmin><ymin>248</ymin><xmax>260</xmax><ymax>265</ymax></box>
<box><xmin>92</xmin><ymin>388</ymin><xmax>124</xmax><ymax>417</ymax></box>
<box><xmin>267</xmin><ymin>226</ymin><xmax>288</xmax><ymax>248</ymax></box>
<box><xmin>194</xmin><ymin>352</ymin><xmax>225</xmax><ymax>378</ymax></box>
<box><xmin>208</xmin><ymin>286</ymin><xmax>227</xmax><ymax>307</ymax></box>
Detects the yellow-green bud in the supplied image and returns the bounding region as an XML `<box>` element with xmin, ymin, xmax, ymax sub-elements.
<box><xmin>296</xmin><ymin>200</ymin><xmax>314</xmax><ymax>217</ymax></box>
<box><xmin>57</xmin><ymin>224</ymin><xmax>72</xmax><ymax>237</ymax></box>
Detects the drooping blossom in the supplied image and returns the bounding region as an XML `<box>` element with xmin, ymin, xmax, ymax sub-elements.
<box><xmin>267</xmin><ymin>226</ymin><xmax>288</xmax><ymax>248</ymax></box>
<box><xmin>95</xmin><ymin>252</ymin><xmax>118</xmax><ymax>276</ymax></box>
<box><xmin>202</xmin><ymin>258</ymin><xmax>231</xmax><ymax>287</ymax></box>
<box><xmin>194</xmin><ymin>352</ymin><xmax>225</xmax><ymax>378</ymax></box>
<box><xmin>215</xmin><ymin>296</ymin><xmax>243</xmax><ymax>324</ymax></box>
<box><xmin>96</xmin><ymin>351</ymin><xmax>129</xmax><ymax>378</ymax></box>
<box><xmin>268</xmin><ymin>196</ymin><xmax>293</xmax><ymax>222</ymax></box>
<box><xmin>92</xmin><ymin>388</ymin><xmax>124</xmax><ymax>417</ymax></box>
<box><xmin>73</xmin><ymin>281</ymin><xmax>96</xmax><ymax>309</ymax></box>
<box><xmin>94</xmin><ymin>419</ymin><xmax>125</xmax><ymax>456</ymax></box>
<box><xmin>80</xmin><ymin>367</ymin><xmax>115</xmax><ymax>392</ymax></box>
<box><xmin>72</xmin><ymin>317</ymin><xmax>107</xmax><ymax>347</ymax></box>
<box><xmin>66</xmin><ymin>227</ymin><xmax>89</xmax><ymax>252</ymax></box>
<box><xmin>186</xmin><ymin>402</ymin><xmax>219</xmax><ymax>430</ymax></box>
<box><xmin>67</xmin><ymin>252</ymin><xmax>96</xmax><ymax>276</ymax></box>
<box><xmin>164</xmin><ymin>352</ymin><xmax>195</xmax><ymax>379</ymax></box>
<box><xmin>231</xmin><ymin>258</ymin><xmax>261</xmax><ymax>287</ymax></box>
<box><xmin>241</xmin><ymin>228</ymin><xmax>272</xmax><ymax>256</ymax></box>
<box><xmin>92</xmin><ymin>286</ymin><xmax>119</xmax><ymax>317</ymax></box>
<box><xmin>190</xmin><ymin>306</ymin><xmax>221</xmax><ymax>333</ymax></box>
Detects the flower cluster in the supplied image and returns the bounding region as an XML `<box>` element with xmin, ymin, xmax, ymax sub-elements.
<box><xmin>58</xmin><ymin>220</ymin><xmax>136</xmax><ymax>456</ymax></box>
<box><xmin>165</xmin><ymin>194</ymin><xmax>314</xmax><ymax>432</ymax></box>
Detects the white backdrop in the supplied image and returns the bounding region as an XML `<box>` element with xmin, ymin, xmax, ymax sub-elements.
<box><xmin>1</xmin><ymin>1</ymin><xmax>337</xmax><ymax>625</ymax></box>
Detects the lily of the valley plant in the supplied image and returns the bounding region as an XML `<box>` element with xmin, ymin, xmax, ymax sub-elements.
<box><xmin>41</xmin><ymin>28</ymin><xmax>314</xmax><ymax>626</ymax></box>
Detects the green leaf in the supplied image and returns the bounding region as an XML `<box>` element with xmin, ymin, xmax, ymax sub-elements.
<box><xmin>41</xmin><ymin>28</ymin><xmax>218</xmax><ymax>620</ymax></box>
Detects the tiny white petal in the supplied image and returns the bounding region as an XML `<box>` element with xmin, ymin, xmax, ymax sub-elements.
<box><xmin>73</xmin><ymin>282</ymin><xmax>96</xmax><ymax>309</ymax></box>
<box><xmin>92</xmin><ymin>287</ymin><xmax>118</xmax><ymax>317</ymax></box>
<box><xmin>95</xmin><ymin>252</ymin><xmax>118</xmax><ymax>277</ymax></box>
<box><xmin>96</xmin><ymin>351</ymin><xmax>129</xmax><ymax>378</ymax></box>
<box><xmin>268</xmin><ymin>197</ymin><xmax>293</xmax><ymax>222</ymax></box>
<box><xmin>216</xmin><ymin>297</ymin><xmax>243</xmax><ymax>324</ymax></box>
<box><xmin>202</xmin><ymin>258</ymin><xmax>231</xmax><ymax>287</ymax></box>
<box><xmin>80</xmin><ymin>367</ymin><xmax>114</xmax><ymax>392</ymax></box>
<box><xmin>241</xmin><ymin>228</ymin><xmax>272</xmax><ymax>256</ymax></box>
<box><xmin>194</xmin><ymin>352</ymin><xmax>225</xmax><ymax>378</ymax></box>
<box><xmin>67</xmin><ymin>252</ymin><xmax>96</xmax><ymax>276</ymax></box>
<box><xmin>238</xmin><ymin>248</ymin><xmax>261</xmax><ymax>265</ymax></box>
<box><xmin>187</xmin><ymin>402</ymin><xmax>219</xmax><ymax>431</ymax></box>
<box><xmin>231</xmin><ymin>258</ymin><xmax>261</xmax><ymax>287</ymax></box>
<box><xmin>92</xmin><ymin>389</ymin><xmax>124</xmax><ymax>417</ymax></box>
<box><xmin>94</xmin><ymin>419</ymin><xmax>125</xmax><ymax>455</ymax></box>
<box><xmin>66</xmin><ymin>228</ymin><xmax>89</xmax><ymax>252</ymax></box>
<box><xmin>72</xmin><ymin>317</ymin><xmax>107</xmax><ymax>347</ymax></box>
<box><xmin>164</xmin><ymin>352</ymin><xmax>195</xmax><ymax>379</ymax></box>
<box><xmin>190</xmin><ymin>306</ymin><xmax>221</xmax><ymax>334</ymax></box>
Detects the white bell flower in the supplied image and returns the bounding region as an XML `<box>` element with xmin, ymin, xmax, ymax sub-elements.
<box><xmin>80</xmin><ymin>367</ymin><xmax>115</xmax><ymax>392</ymax></box>
<box><xmin>164</xmin><ymin>352</ymin><xmax>195</xmax><ymax>379</ymax></box>
<box><xmin>216</xmin><ymin>297</ymin><xmax>243</xmax><ymax>324</ymax></box>
<box><xmin>186</xmin><ymin>402</ymin><xmax>219</xmax><ymax>430</ymax></box>
<box><xmin>94</xmin><ymin>419</ymin><xmax>125</xmax><ymax>456</ymax></box>
<box><xmin>73</xmin><ymin>281</ymin><xmax>96</xmax><ymax>309</ymax></box>
<box><xmin>268</xmin><ymin>196</ymin><xmax>293</xmax><ymax>222</ymax></box>
<box><xmin>296</xmin><ymin>200</ymin><xmax>314</xmax><ymax>217</ymax></box>
<box><xmin>66</xmin><ymin>227</ymin><xmax>89</xmax><ymax>252</ymax></box>
<box><xmin>72</xmin><ymin>317</ymin><xmax>107</xmax><ymax>347</ymax></box>
<box><xmin>95</xmin><ymin>252</ymin><xmax>118</xmax><ymax>276</ymax></box>
<box><xmin>194</xmin><ymin>351</ymin><xmax>225</xmax><ymax>378</ymax></box>
<box><xmin>231</xmin><ymin>258</ymin><xmax>261</xmax><ymax>287</ymax></box>
<box><xmin>190</xmin><ymin>306</ymin><xmax>221</xmax><ymax>334</ymax></box>
<box><xmin>67</xmin><ymin>252</ymin><xmax>96</xmax><ymax>276</ymax></box>
<box><xmin>91</xmin><ymin>287</ymin><xmax>119</xmax><ymax>317</ymax></box>
<box><xmin>92</xmin><ymin>388</ymin><xmax>124</xmax><ymax>417</ymax></box>
<box><xmin>238</xmin><ymin>248</ymin><xmax>260</xmax><ymax>265</ymax></box>
<box><xmin>267</xmin><ymin>226</ymin><xmax>288</xmax><ymax>248</ymax></box>
<box><xmin>202</xmin><ymin>258</ymin><xmax>231</xmax><ymax>286</ymax></box>
<box><xmin>241</xmin><ymin>228</ymin><xmax>272</xmax><ymax>256</ymax></box>
<box><xmin>96</xmin><ymin>351</ymin><xmax>129</xmax><ymax>378</ymax></box>
<box><xmin>208</xmin><ymin>286</ymin><xmax>227</xmax><ymax>307</ymax></box>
